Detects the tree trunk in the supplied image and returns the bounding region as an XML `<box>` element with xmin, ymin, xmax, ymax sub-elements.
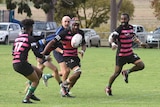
<box><xmin>46</xmin><ymin>0</ymin><xmax>57</xmax><ymax>21</ymax></box>
<box><xmin>110</xmin><ymin>0</ymin><xmax>117</xmax><ymax>32</ymax></box>
<box><xmin>110</xmin><ymin>0</ymin><xmax>122</xmax><ymax>32</ymax></box>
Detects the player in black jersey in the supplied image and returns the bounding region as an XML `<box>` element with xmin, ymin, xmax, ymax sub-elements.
<box><xmin>12</xmin><ymin>19</ymin><xmax>44</xmax><ymax>103</ymax></box>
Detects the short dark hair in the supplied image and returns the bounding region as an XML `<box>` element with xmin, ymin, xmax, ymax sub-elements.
<box><xmin>121</xmin><ymin>13</ymin><xmax>130</xmax><ymax>20</ymax></box>
<box><xmin>21</xmin><ymin>19</ymin><xmax>34</xmax><ymax>29</ymax></box>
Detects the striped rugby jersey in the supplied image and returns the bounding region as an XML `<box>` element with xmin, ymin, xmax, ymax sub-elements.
<box><xmin>113</xmin><ymin>24</ymin><xmax>135</xmax><ymax>57</ymax></box>
<box><xmin>54</xmin><ymin>29</ymin><xmax>86</xmax><ymax>57</ymax></box>
<box><xmin>12</xmin><ymin>33</ymin><xmax>43</xmax><ymax>63</ymax></box>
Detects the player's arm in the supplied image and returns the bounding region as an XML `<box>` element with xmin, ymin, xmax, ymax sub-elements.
<box><xmin>41</xmin><ymin>39</ymin><xmax>56</xmax><ymax>55</ymax></box>
<box><xmin>41</xmin><ymin>34</ymin><xmax>63</xmax><ymax>55</ymax></box>
<box><xmin>132</xmin><ymin>34</ymin><xmax>147</xmax><ymax>47</ymax></box>
<box><xmin>55</xmin><ymin>47</ymin><xmax>63</xmax><ymax>54</ymax></box>
<box><xmin>42</xmin><ymin>29</ymin><xmax>67</xmax><ymax>55</ymax></box>
<box><xmin>30</xmin><ymin>38</ymin><xmax>44</xmax><ymax>59</ymax></box>
<box><xmin>79</xmin><ymin>31</ymin><xmax>86</xmax><ymax>58</ymax></box>
<box><xmin>132</xmin><ymin>34</ymin><xmax>142</xmax><ymax>44</ymax></box>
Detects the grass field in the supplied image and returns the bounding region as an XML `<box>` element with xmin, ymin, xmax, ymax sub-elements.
<box><xmin>0</xmin><ymin>45</ymin><xmax>160</xmax><ymax>107</ymax></box>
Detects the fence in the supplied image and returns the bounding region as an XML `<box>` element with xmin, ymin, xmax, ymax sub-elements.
<box><xmin>5</xmin><ymin>30</ymin><xmax>160</xmax><ymax>49</ymax></box>
<box><xmin>98</xmin><ymin>32</ymin><xmax>160</xmax><ymax>48</ymax></box>
<box><xmin>97</xmin><ymin>32</ymin><xmax>110</xmax><ymax>47</ymax></box>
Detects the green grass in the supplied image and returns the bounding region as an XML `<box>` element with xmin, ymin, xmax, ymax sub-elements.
<box><xmin>0</xmin><ymin>45</ymin><xmax>160</xmax><ymax>107</ymax></box>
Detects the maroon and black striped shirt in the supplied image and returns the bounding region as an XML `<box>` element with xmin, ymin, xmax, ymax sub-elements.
<box><xmin>113</xmin><ymin>24</ymin><xmax>135</xmax><ymax>57</ymax></box>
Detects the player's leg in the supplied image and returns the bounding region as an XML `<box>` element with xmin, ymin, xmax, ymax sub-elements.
<box><xmin>23</xmin><ymin>71</ymin><xmax>40</xmax><ymax>103</ymax></box>
<box><xmin>59</xmin><ymin>62</ymin><xmax>70</xmax><ymax>81</ymax></box>
<box><xmin>43</xmin><ymin>61</ymin><xmax>71</xmax><ymax>97</ymax></box>
<box><xmin>61</xmin><ymin>66</ymin><xmax>81</xmax><ymax>98</ymax></box>
<box><xmin>43</xmin><ymin>61</ymin><xmax>62</xmax><ymax>85</ymax></box>
<box><xmin>105</xmin><ymin>65</ymin><xmax>123</xmax><ymax>96</ymax></box>
<box><xmin>37</xmin><ymin>58</ymin><xmax>45</xmax><ymax>71</ymax></box>
<box><xmin>122</xmin><ymin>54</ymin><xmax>145</xmax><ymax>83</ymax></box>
<box><xmin>37</xmin><ymin>57</ymin><xmax>53</xmax><ymax>87</ymax></box>
<box><xmin>130</xmin><ymin>60</ymin><xmax>144</xmax><ymax>73</ymax></box>
<box><xmin>68</xmin><ymin>66</ymin><xmax>81</xmax><ymax>90</ymax></box>
<box><xmin>61</xmin><ymin>57</ymin><xmax>81</xmax><ymax>97</ymax></box>
<box><xmin>53</xmin><ymin>50</ymin><xmax>70</xmax><ymax>81</ymax></box>
<box><xmin>105</xmin><ymin>56</ymin><xmax>125</xmax><ymax>96</ymax></box>
<box><xmin>25</xmin><ymin>59</ymin><xmax>45</xmax><ymax>92</ymax></box>
<box><xmin>22</xmin><ymin>63</ymin><xmax>42</xmax><ymax>103</ymax></box>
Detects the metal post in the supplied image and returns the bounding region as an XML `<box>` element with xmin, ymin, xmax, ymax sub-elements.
<box><xmin>8</xmin><ymin>30</ymin><xmax>10</xmax><ymax>45</ymax></box>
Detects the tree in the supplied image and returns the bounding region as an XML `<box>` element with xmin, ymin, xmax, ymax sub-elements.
<box><xmin>0</xmin><ymin>0</ymin><xmax>4</xmax><ymax>3</ymax></box>
<box><xmin>77</xmin><ymin>0</ymin><xmax>110</xmax><ymax>28</ymax></box>
<box><xmin>6</xmin><ymin>0</ymin><xmax>32</xmax><ymax>17</ymax></box>
<box><xmin>5</xmin><ymin>0</ymin><xmax>57</xmax><ymax>21</ymax></box>
<box><xmin>151</xmin><ymin>0</ymin><xmax>160</xmax><ymax>20</ymax></box>
<box><xmin>54</xmin><ymin>0</ymin><xmax>110</xmax><ymax>28</ymax></box>
<box><xmin>54</xmin><ymin>0</ymin><xmax>78</xmax><ymax>23</ymax></box>
<box><xmin>110</xmin><ymin>0</ymin><xmax>134</xmax><ymax>32</ymax></box>
<box><xmin>5</xmin><ymin>0</ymin><xmax>134</xmax><ymax>29</ymax></box>
<box><xmin>55</xmin><ymin>0</ymin><xmax>134</xmax><ymax>29</ymax></box>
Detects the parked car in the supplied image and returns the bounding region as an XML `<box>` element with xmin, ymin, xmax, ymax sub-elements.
<box><xmin>146</xmin><ymin>28</ymin><xmax>160</xmax><ymax>48</ymax></box>
<box><xmin>133</xmin><ymin>24</ymin><xmax>148</xmax><ymax>43</ymax></box>
<box><xmin>0</xmin><ymin>22</ymin><xmax>22</xmax><ymax>44</ymax></box>
<box><xmin>82</xmin><ymin>28</ymin><xmax>101</xmax><ymax>47</ymax></box>
<box><xmin>132</xmin><ymin>24</ymin><xmax>148</xmax><ymax>48</ymax></box>
<box><xmin>33</xmin><ymin>21</ymin><xmax>57</xmax><ymax>41</ymax></box>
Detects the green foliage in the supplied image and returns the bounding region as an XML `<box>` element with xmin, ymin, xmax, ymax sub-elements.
<box><xmin>17</xmin><ymin>1</ymin><xmax>32</xmax><ymax>17</ymax></box>
<box><xmin>151</xmin><ymin>0</ymin><xmax>160</xmax><ymax>20</ymax></box>
<box><xmin>6</xmin><ymin>0</ymin><xmax>17</xmax><ymax>10</ymax></box>
<box><xmin>54</xmin><ymin>0</ymin><xmax>77</xmax><ymax>23</ymax></box>
<box><xmin>54</xmin><ymin>0</ymin><xmax>110</xmax><ymax>28</ymax></box>
<box><xmin>5</xmin><ymin>0</ymin><xmax>54</xmax><ymax>17</ymax></box>
<box><xmin>118</xmin><ymin>0</ymin><xmax>134</xmax><ymax>20</ymax></box>
<box><xmin>0</xmin><ymin>0</ymin><xmax>4</xmax><ymax>3</ymax></box>
<box><xmin>78</xmin><ymin>0</ymin><xmax>110</xmax><ymax>28</ymax></box>
<box><xmin>32</xmin><ymin>0</ymin><xmax>54</xmax><ymax>14</ymax></box>
<box><xmin>5</xmin><ymin>0</ymin><xmax>134</xmax><ymax>28</ymax></box>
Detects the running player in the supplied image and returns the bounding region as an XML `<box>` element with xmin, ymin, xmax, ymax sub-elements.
<box><xmin>41</xmin><ymin>17</ymin><xmax>86</xmax><ymax>97</ymax></box>
<box><xmin>105</xmin><ymin>13</ymin><xmax>145</xmax><ymax>96</ymax></box>
<box><xmin>42</xmin><ymin>16</ymin><xmax>71</xmax><ymax>86</ymax></box>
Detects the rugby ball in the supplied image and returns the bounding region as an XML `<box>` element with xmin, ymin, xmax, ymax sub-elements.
<box><xmin>71</xmin><ymin>34</ymin><xmax>82</xmax><ymax>48</ymax></box>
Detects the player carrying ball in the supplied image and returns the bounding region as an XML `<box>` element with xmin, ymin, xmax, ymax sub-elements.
<box><xmin>41</xmin><ymin>17</ymin><xmax>86</xmax><ymax>97</ymax></box>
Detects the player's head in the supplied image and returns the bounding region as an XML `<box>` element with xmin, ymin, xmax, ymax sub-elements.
<box><xmin>62</xmin><ymin>16</ymin><xmax>71</xmax><ymax>29</ymax></box>
<box><xmin>21</xmin><ymin>19</ymin><xmax>34</xmax><ymax>30</ymax></box>
<box><xmin>70</xmin><ymin>17</ymin><xmax>80</xmax><ymax>33</ymax></box>
<box><xmin>120</xmin><ymin>13</ymin><xmax>130</xmax><ymax>26</ymax></box>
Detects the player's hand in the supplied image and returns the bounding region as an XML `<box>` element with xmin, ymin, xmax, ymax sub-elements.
<box><xmin>45</xmin><ymin>55</ymin><xmax>52</xmax><ymax>61</ymax></box>
<box><xmin>41</xmin><ymin>51</ymin><xmax>45</xmax><ymax>55</ymax></box>
<box><xmin>111</xmin><ymin>42</ymin><xmax>118</xmax><ymax>50</ymax></box>
<box><xmin>78</xmin><ymin>50</ymin><xmax>85</xmax><ymax>58</ymax></box>
<box><xmin>37</xmin><ymin>58</ymin><xmax>43</xmax><ymax>64</ymax></box>
<box><xmin>140</xmin><ymin>42</ymin><xmax>148</xmax><ymax>48</ymax></box>
<box><xmin>60</xmin><ymin>50</ymin><xmax>63</xmax><ymax>54</ymax></box>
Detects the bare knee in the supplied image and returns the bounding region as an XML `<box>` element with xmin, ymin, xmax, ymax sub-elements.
<box><xmin>138</xmin><ymin>62</ymin><xmax>145</xmax><ymax>70</ymax></box>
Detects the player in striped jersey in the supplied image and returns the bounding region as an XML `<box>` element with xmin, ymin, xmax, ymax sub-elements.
<box><xmin>41</xmin><ymin>17</ymin><xmax>86</xmax><ymax>97</ymax></box>
<box><xmin>105</xmin><ymin>13</ymin><xmax>145</xmax><ymax>96</ymax></box>
<box><xmin>24</xmin><ymin>16</ymin><xmax>71</xmax><ymax>98</ymax></box>
<box><xmin>12</xmin><ymin>19</ymin><xmax>44</xmax><ymax>103</ymax></box>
